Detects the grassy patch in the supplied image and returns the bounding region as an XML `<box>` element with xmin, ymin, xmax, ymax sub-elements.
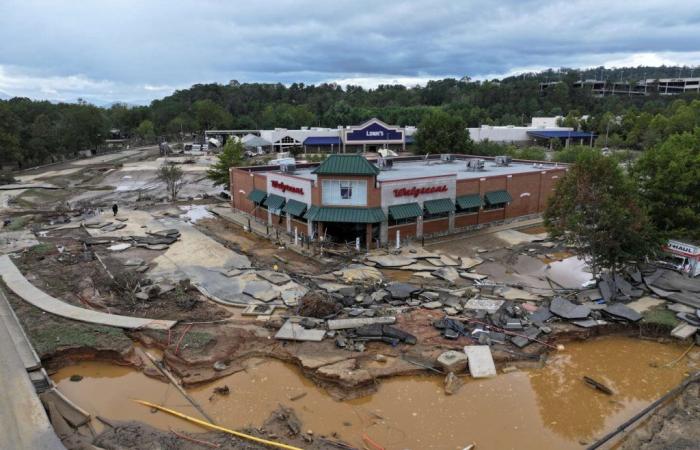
<box><xmin>181</xmin><ymin>331</ymin><xmax>214</xmax><ymax>350</ymax></box>
<box><xmin>31</xmin><ymin>323</ymin><xmax>129</xmax><ymax>355</ymax></box>
<box><xmin>4</xmin><ymin>215</ymin><xmax>31</xmax><ymax>231</ymax></box>
<box><xmin>642</xmin><ymin>307</ymin><xmax>679</xmax><ymax>328</ymax></box>
<box><xmin>26</xmin><ymin>243</ymin><xmax>53</xmax><ymax>255</ymax></box>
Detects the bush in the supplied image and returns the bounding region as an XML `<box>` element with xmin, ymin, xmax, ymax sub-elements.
<box><xmin>0</xmin><ymin>172</ymin><xmax>17</xmax><ymax>185</ymax></box>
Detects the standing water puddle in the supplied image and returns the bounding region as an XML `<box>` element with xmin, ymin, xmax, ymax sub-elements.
<box><xmin>53</xmin><ymin>337</ymin><xmax>696</xmax><ymax>449</ymax></box>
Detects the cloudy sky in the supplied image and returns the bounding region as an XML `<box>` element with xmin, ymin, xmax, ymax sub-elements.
<box><xmin>1</xmin><ymin>0</ymin><xmax>699</xmax><ymax>105</ymax></box>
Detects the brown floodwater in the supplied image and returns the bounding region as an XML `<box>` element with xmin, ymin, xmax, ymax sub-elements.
<box><xmin>52</xmin><ymin>337</ymin><xmax>697</xmax><ymax>450</ymax></box>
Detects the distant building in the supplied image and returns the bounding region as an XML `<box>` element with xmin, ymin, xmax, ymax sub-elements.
<box><xmin>542</xmin><ymin>77</ymin><xmax>700</xmax><ymax>97</ymax></box>
<box><xmin>467</xmin><ymin>117</ymin><xmax>595</xmax><ymax>147</ymax></box>
<box><xmin>206</xmin><ymin>118</ymin><xmax>417</xmax><ymax>154</ymax></box>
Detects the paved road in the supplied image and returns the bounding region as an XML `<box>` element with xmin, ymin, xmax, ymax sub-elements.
<box><xmin>0</xmin><ymin>255</ymin><xmax>176</xmax><ymax>330</ymax></box>
<box><xmin>0</xmin><ymin>289</ymin><xmax>65</xmax><ymax>450</ymax></box>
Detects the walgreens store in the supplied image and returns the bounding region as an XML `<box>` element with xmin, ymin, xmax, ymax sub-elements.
<box><xmin>231</xmin><ymin>154</ymin><xmax>566</xmax><ymax>249</ymax></box>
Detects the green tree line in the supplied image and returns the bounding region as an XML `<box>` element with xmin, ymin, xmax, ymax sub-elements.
<box><xmin>2</xmin><ymin>65</ymin><xmax>700</xmax><ymax>168</ymax></box>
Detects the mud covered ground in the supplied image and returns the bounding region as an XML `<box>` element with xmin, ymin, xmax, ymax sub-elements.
<box><xmin>620</xmin><ymin>377</ymin><xmax>700</xmax><ymax>450</ymax></box>
<box><xmin>94</xmin><ymin>406</ymin><xmax>343</xmax><ymax>450</ymax></box>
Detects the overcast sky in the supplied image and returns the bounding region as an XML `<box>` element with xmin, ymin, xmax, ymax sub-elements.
<box><xmin>1</xmin><ymin>0</ymin><xmax>700</xmax><ymax>105</ymax></box>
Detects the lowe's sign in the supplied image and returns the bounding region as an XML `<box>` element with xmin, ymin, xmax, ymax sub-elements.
<box><xmin>346</xmin><ymin>121</ymin><xmax>403</xmax><ymax>142</ymax></box>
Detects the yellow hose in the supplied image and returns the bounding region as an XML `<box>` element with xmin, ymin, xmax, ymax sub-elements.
<box><xmin>133</xmin><ymin>399</ymin><xmax>303</xmax><ymax>450</ymax></box>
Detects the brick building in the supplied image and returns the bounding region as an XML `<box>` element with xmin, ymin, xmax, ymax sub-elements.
<box><xmin>230</xmin><ymin>154</ymin><xmax>567</xmax><ymax>248</ymax></box>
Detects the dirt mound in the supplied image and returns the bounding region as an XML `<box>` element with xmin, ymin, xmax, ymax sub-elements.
<box><xmin>297</xmin><ymin>291</ymin><xmax>341</xmax><ymax>318</ymax></box>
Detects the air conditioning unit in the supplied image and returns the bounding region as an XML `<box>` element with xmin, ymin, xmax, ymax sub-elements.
<box><xmin>440</xmin><ymin>154</ymin><xmax>455</xmax><ymax>162</ymax></box>
<box><xmin>495</xmin><ymin>155</ymin><xmax>512</xmax><ymax>166</ymax></box>
<box><xmin>280</xmin><ymin>163</ymin><xmax>296</xmax><ymax>173</ymax></box>
<box><xmin>377</xmin><ymin>157</ymin><xmax>394</xmax><ymax>170</ymax></box>
<box><xmin>466</xmin><ymin>158</ymin><xmax>485</xmax><ymax>171</ymax></box>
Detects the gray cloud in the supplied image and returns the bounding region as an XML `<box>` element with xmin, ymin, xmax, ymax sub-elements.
<box><xmin>1</xmin><ymin>0</ymin><xmax>700</xmax><ymax>104</ymax></box>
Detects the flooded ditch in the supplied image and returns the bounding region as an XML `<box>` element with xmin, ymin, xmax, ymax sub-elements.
<box><xmin>52</xmin><ymin>336</ymin><xmax>696</xmax><ymax>450</ymax></box>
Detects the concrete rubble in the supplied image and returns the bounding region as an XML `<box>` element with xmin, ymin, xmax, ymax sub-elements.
<box><xmin>4</xmin><ymin>143</ymin><xmax>700</xmax><ymax>450</ymax></box>
<box><xmin>464</xmin><ymin>345</ymin><xmax>497</xmax><ymax>378</ymax></box>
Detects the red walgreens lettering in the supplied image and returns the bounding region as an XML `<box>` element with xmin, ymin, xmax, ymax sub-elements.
<box><xmin>393</xmin><ymin>185</ymin><xmax>448</xmax><ymax>198</ymax></box>
<box><xmin>271</xmin><ymin>180</ymin><xmax>304</xmax><ymax>195</ymax></box>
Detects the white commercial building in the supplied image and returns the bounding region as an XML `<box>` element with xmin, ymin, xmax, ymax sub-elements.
<box><xmin>467</xmin><ymin>116</ymin><xmax>574</xmax><ymax>144</ymax></box>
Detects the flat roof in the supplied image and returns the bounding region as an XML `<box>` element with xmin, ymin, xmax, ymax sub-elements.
<box><xmin>261</xmin><ymin>156</ymin><xmax>565</xmax><ymax>182</ymax></box>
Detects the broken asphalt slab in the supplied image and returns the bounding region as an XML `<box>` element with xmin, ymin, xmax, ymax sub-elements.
<box><xmin>549</xmin><ymin>297</ymin><xmax>591</xmax><ymax>320</ymax></box>
<box><xmin>365</xmin><ymin>254</ymin><xmax>416</xmax><ymax>267</ymax></box>
<box><xmin>386</xmin><ymin>282</ymin><xmax>421</xmax><ymax>299</ymax></box>
<box><xmin>603</xmin><ymin>302</ymin><xmax>642</xmax><ymax>322</ymax></box>
<box><xmin>275</xmin><ymin>320</ymin><xmax>326</xmax><ymax>341</ymax></box>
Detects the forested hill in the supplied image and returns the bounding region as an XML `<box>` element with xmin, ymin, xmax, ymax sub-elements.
<box><xmin>1</xmin><ymin>65</ymin><xmax>700</xmax><ymax>168</ymax></box>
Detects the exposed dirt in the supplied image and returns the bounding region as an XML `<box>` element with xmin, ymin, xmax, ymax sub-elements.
<box><xmin>195</xmin><ymin>217</ymin><xmax>325</xmax><ymax>276</ymax></box>
<box><xmin>93</xmin><ymin>406</ymin><xmax>348</xmax><ymax>450</ymax></box>
<box><xmin>2</xmin><ymin>283</ymin><xmax>136</xmax><ymax>370</ymax></box>
<box><xmin>14</xmin><ymin>229</ymin><xmax>232</xmax><ymax>322</ymax></box>
<box><xmin>619</xmin><ymin>379</ymin><xmax>700</xmax><ymax>450</ymax></box>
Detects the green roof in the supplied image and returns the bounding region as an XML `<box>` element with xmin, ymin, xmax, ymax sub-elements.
<box><xmin>424</xmin><ymin>198</ymin><xmax>455</xmax><ymax>215</ymax></box>
<box><xmin>388</xmin><ymin>203</ymin><xmax>423</xmax><ymax>220</ymax></box>
<box><xmin>283</xmin><ymin>199</ymin><xmax>307</xmax><ymax>217</ymax></box>
<box><xmin>484</xmin><ymin>190</ymin><xmax>512</xmax><ymax>205</ymax></box>
<box><xmin>247</xmin><ymin>189</ymin><xmax>267</xmax><ymax>203</ymax></box>
<box><xmin>305</xmin><ymin>206</ymin><xmax>385</xmax><ymax>223</ymax></box>
<box><xmin>264</xmin><ymin>193</ymin><xmax>286</xmax><ymax>210</ymax></box>
<box><xmin>456</xmin><ymin>194</ymin><xmax>483</xmax><ymax>210</ymax></box>
<box><xmin>304</xmin><ymin>205</ymin><xmax>320</xmax><ymax>221</ymax></box>
<box><xmin>312</xmin><ymin>154</ymin><xmax>380</xmax><ymax>176</ymax></box>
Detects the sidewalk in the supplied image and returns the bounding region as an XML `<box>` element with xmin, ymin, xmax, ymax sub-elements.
<box><xmin>424</xmin><ymin>216</ymin><xmax>544</xmax><ymax>247</ymax></box>
<box><xmin>0</xmin><ymin>289</ymin><xmax>66</xmax><ymax>450</ymax></box>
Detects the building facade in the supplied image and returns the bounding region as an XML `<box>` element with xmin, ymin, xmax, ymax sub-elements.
<box><xmin>208</xmin><ymin>118</ymin><xmax>417</xmax><ymax>154</ymax></box>
<box><xmin>230</xmin><ymin>154</ymin><xmax>567</xmax><ymax>249</ymax></box>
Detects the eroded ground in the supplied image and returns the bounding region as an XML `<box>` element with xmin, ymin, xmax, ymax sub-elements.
<box><xmin>2</xmin><ymin>148</ymin><xmax>699</xmax><ymax>450</ymax></box>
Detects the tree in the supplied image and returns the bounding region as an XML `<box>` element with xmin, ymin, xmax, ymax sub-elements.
<box><xmin>414</xmin><ymin>109</ymin><xmax>471</xmax><ymax>154</ymax></box>
<box><xmin>192</xmin><ymin>99</ymin><xmax>233</xmax><ymax>131</ymax></box>
<box><xmin>157</xmin><ymin>163</ymin><xmax>185</xmax><ymax>201</ymax></box>
<box><xmin>136</xmin><ymin>119</ymin><xmax>156</xmax><ymax>143</ymax></box>
<box><xmin>206</xmin><ymin>139</ymin><xmax>244</xmax><ymax>187</ymax></box>
<box><xmin>632</xmin><ymin>129</ymin><xmax>700</xmax><ymax>240</ymax></box>
<box><xmin>544</xmin><ymin>149</ymin><xmax>658</xmax><ymax>276</ymax></box>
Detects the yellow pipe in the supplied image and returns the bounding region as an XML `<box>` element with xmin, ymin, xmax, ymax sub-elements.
<box><xmin>133</xmin><ymin>399</ymin><xmax>303</xmax><ymax>450</ymax></box>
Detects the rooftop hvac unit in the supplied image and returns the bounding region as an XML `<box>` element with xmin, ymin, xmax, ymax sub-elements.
<box><xmin>466</xmin><ymin>158</ymin><xmax>485</xmax><ymax>171</ymax></box>
<box><xmin>280</xmin><ymin>163</ymin><xmax>296</xmax><ymax>173</ymax></box>
<box><xmin>440</xmin><ymin>154</ymin><xmax>455</xmax><ymax>162</ymax></box>
<box><xmin>495</xmin><ymin>155</ymin><xmax>512</xmax><ymax>166</ymax></box>
<box><xmin>377</xmin><ymin>157</ymin><xmax>394</xmax><ymax>170</ymax></box>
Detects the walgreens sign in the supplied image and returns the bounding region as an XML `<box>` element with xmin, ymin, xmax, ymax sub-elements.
<box><xmin>393</xmin><ymin>185</ymin><xmax>448</xmax><ymax>198</ymax></box>
<box><xmin>271</xmin><ymin>180</ymin><xmax>304</xmax><ymax>195</ymax></box>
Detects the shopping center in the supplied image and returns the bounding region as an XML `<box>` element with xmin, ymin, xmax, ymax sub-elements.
<box><xmin>230</xmin><ymin>153</ymin><xmax>567</xmax><ymax>248</ymax></box>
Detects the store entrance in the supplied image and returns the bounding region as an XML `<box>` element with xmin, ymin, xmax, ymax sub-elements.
<box><xmin>322</xmin><ymin>222</ymin><xmax>367</xmax><ymax>246</ymax></box>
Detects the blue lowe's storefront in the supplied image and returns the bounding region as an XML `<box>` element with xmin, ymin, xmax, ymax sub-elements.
<box><xmin>342</xmin><ymin>118</ymin><xmax>408</xmax><ymax>152</ymax></box>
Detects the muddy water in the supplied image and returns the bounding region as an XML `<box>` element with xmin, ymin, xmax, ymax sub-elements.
<box><xmin>53</xmin><ymin>337</ymin><xmax>696</xmax><ymax>450</ymax></box>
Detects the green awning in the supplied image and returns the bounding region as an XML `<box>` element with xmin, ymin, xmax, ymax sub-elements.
<box><xmin>388</xmin><ymin>203</ymin><xmax>423</xmax><ymax>220</ymax></box>
<box><xmin>283</xmin><ymin>199</ymin><xmax>307</xmax><ymax>216</ymax></box>
<box><xmin>264</xmin><ymin>193</ymin><xmax>286</xmax><ymax>210</ymax></box>
<box><xmin>304</xmin><ymin>205</ymin><xmax>320</xmax><ymax>221</ymax></box>
<box><xmin>484</xmin><ymin>190</ymin><xmax>512</xmax><ymax>205</ymax></box>
<box><xmin>306</xmin><ymin>207</ymin><xmax>385</xmax><ymax>223</ymax></box>
<box><xmin>247</xmin><ymin>189</ymin><xmax>267</xmax><ymax>204</ymax></box>
<box><xmin>456</xmin><ymin>194</ymin><xmax>483</xmax><ymax>210</ymax></box>
<box><xmin>424</xmin><ymin>198</ymin><xmax>455</xmax><ymax>215</ymax></box>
